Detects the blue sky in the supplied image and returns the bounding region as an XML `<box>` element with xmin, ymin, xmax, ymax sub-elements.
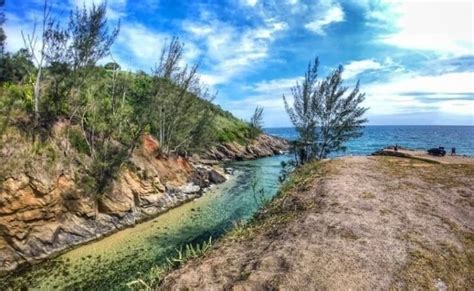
<box><xmin>4</xmin><ymin>0</ymin><xmax>474</xmax><ymax>126</ymax></box>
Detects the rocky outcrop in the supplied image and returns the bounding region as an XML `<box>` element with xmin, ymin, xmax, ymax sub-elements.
<box><xmin>0</xmin><ymin>134</ymin><xmax>225</xmax><ymax>273</ymax></box>
<box><xmin>0</xmin><ymin>131</ymin><xmax>284</xmax><ymax>274</ymax></box>
<box><xmin>204</xmin><ymin>134</ymin><xmax>289</xmax><ymax>161</ymax></box>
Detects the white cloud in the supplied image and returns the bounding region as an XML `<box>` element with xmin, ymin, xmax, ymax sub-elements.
<box><xmin>184</xmin><ymin>18</ymin><xmax>287</xmax><ymax>86</ymax></box>
<box><xmin>364</xmin><ymin>71</ymin><xmax>474</xmax><ymax>117</ymax></box>
<box><xmin>3</xmin><ymin>13</ymin><xmax>27</xmax><ymax>53</ymax></box>
<box><xmin>343</xmin><ymin>59</ymin><xmax>383</xmax><ymax>79</ymax></box>
<box><xmin>241</xmin><ymin>0</ymin><xmax>258</xmax><ymax>7</ymax></box>
<box><xmin>377</xmin><ymin>1</ymin><xmax>473</xmax><ymax>56</ymax></box>
<box><xmin>114</xmin><ymin>23</ymin><xmax>200</xmax><ymax>71</ymax></box>
<box><xmin>305</xmin><ymin>2</ymin><xmax>344</xmax><ymax>35</ymax></box>
<box><xmin>115</xmin><ymin>24</ymin><xmax>166</xmax><ymax>67</ymax></box>
<box><xmin>367</xmin><ymin>72</ymin><xmax>474</xmax><ymax>96</ymax></box>
<box><xmin>251</xmin><ymin>77</ymin><xmax>303</xmax><ymax>93</ymax></box>
<box><xmin>239</xmin><ymin>70</ymin><xmax>474</xmax><ymax>126</ymax></box>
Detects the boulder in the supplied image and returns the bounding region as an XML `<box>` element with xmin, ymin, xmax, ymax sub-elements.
<box><xmin>209</xmin><ymin>169</ymin><xmax>226</xmax><ymax>184</ymax></box>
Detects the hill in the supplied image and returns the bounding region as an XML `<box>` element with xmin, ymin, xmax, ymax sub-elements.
<box><xmin>0</xmin><ymin>65</ymin><xmax>288</xmax><ymax>274</ymax></box>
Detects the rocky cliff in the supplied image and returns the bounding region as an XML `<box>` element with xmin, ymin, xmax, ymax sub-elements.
<box><xmin>204</xmin><ymin>134</ymin><xmax>288</xmax><ymax>161</ymax></box>
<box><xmin>0</xmin><ymin>128</ymin><xmax>287</xmax><ymax>273</ymax></box>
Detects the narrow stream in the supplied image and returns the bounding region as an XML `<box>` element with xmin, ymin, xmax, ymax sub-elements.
<box><xmin>2</xmin><ymin>155</ymin><xmax>289</xmax><ymax>290</ymax></box>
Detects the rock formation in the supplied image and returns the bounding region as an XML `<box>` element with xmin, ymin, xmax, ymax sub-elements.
<box><xmin>204</xmin><ymin>134</ymin><xmax>288</xmax><ymax>161</ymax></box>
<box><xmin>0</xmin><ymin>132</ymin><xmax>287</xmax><ymax>273</ymax></box>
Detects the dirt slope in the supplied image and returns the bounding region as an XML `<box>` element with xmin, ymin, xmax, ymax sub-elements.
<box><xmin>161</xmin><ymin>156</ymin><xmax>474</xmax><ymax>290</ymax></box>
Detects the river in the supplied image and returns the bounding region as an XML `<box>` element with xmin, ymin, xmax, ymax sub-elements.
<box><xmin>1</xmin><ymin>155</ymin><xmax>289</xmax><ymax>290</ymax></box>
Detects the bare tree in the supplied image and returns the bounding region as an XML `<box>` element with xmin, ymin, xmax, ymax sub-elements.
<box><xmin>284</xmin><ymin>58</ymin><xmax>367</xmax><ymax>164</ymax></box>
<box><xmin>21</xmin><ymin>0</ymin><xmax>52</xmax><ymax>127</ymax></box>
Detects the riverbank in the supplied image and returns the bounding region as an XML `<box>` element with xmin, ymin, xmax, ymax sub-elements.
<box><xmin>0</xmin><ymin>155</ymin><xmax>290</xmax><ymax>289</ymax></box>
<box><xmin>161</xmin><ymin>154</ymin><xmax>474</xmax><ymax>289</ymax></box>
<box><xmin>0</xmin><ymin>126</ymin><xmax>288</xmax><ymax>274</ymax></box>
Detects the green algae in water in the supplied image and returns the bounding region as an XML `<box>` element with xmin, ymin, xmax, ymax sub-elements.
<box><xmin>0</xmin><ymin>155</ymin><xmax>289</xmax><ymax>290</ymax></box>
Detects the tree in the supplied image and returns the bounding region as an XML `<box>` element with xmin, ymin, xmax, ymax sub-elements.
<box><xmin>68</xmin><ymin>2</ymin><xmax>119</xmax><ymax>71</ymax></box>
<box><xmin>78</xmin><ymin>68</ymin><xmax>133</xmax><ymax>196</ymax></box>
<box><xmin>22</xmin><ymin>0</ymin><xmax>52</xmax><ymax>128</ymax></box>
<box><xmin>104</xmin><ymin>62</ymin><xmax>120</xmax><ymax>71</ymax></box>
<box><xmin>0</xmin><ymin>49</ymin><xmax>34</xmax><ymax>83</ymax></box>
<box><xmin>0</xmin><ymin>0</ymin><xmax>5</xmax><ymax>55</ymax></box>
<box><xmin>249</xmin><ymin>106</ymin><xmax>264</xmax><ymax>138</ymax></box>
<box><xmin>150</xmin><ymin>37</ymin><xmax>216</xmax><ymax>155</ymax></box>
<box><xmin>283</xmin><ymin>58</ymin><xmax>367</xmax><ymax>164</ymax></box>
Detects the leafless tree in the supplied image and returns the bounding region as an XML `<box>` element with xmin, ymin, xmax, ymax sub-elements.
<box><xmin>21</xmin><ymin>0</ymin><xmax>52</xmax><ymax>127</ymax></box>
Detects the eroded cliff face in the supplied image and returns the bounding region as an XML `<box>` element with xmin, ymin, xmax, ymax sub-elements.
<box><xmin>0</xmin><ymin>131</ymin><xmax>223</xmax><ymax>273</ymax></box>
<box><xmin>0</xmin><ymin>127</ymin><xmax>287</xmax><ymax>273</ymax></box>
<box><xmin>205</xmin><ymin>134</ymin><xmax>288</xmax><ymax>161</ymax></box>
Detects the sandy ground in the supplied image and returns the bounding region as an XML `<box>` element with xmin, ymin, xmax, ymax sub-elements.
<box><xmin>161</xmin><ymin>155</ymin><xmax>474</xmax><ymax>290</ymax></box>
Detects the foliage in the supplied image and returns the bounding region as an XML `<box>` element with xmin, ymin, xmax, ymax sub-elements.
<box><xmin>147</xmin><ymin>37</ymin><xmax>216</xmax><ymax>155</ymax></box>
<box><xmin>20</xmin><ymin>0</ymin><xmax>120</xmax><ymax>127</ymax></box>
<box><xmin>0</xmin><ymin>0</ymin><xmax>5</xmax><ymax>54</ymax></box>
<box><xmin>251</xmin><ymin>172</ymin><xmax>268</xmax><ymax>208</ymax></box>
<box><xmin>0</xmin><ymin>83</ymin><xmax>34</xmax><ymax>137</ymax></box>
<box><xmin>214</xmin><ymin>115</ymin><xmax>251</xmax><ymax>144</ymax></box>
<box><xmin>249</xmin><ymin>106</ymin><xmax>264</xmax><ymax>139</ymax></box>
<box><xmin>127</xmin><ymin>237</ymin><xmax>213</xmax><ymax>289</ymax></box>
<box><xmin>77</xmin><ymin>70</ymin><xmax>136</xmax><ymax>197</ymax></box>
<box><xmin>283</xmin><ymin>57</ymin><xmax>367</xmax><ymax>163</ymax></box>
<box><xmin>68</xmin><ymin>2</ymin><xmax>119</xmax><ymax>70</ymax></box>
<box><xmin>278</xmin><ymin>160</ymin><xmax>296</xmax><ymax>183</ymax></box>
<box><xmin>0</xmin><ymin>1</ymin><xmax>255</xmax><ymax>198</ymax></box>
<box><xmin>0</xmin><ymin>49</ymin><xmax>35</xmax><ymax>84</ymax></box>
<box><xmin>104</xmin><ymin>62</ymin><xmax>120</xmax><ymax>70</ymax></box>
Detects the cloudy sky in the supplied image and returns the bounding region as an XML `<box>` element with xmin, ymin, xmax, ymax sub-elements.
<box><xmin>4</xmin><ymin>0</ymin><xmax>474</xmax><ymax>126</ymax></box>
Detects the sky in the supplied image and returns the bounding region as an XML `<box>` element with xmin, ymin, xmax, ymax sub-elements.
<box><xmin>3</xmin><ymin>0</ymin><xmax>474</xmax><ymax>126</ymax></box>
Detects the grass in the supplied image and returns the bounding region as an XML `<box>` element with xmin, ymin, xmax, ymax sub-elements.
<box><xmin>360</xmin><ymin>191</ymin><xmax>376</xmax><ymax>199</ymax></box>
<box><xmin>226</xmin><ymin>161</ymin><xmax>324</xmax><ymax>242</ymax></box>
<box><xmin>213</xmin><ymin>115</ymin><xmax>251</xmax><ymax>144</ymax></box>
<box><xmin>127</xmin><ymin>237</ymin><xmax>213</xmax><ymax>289</ymax></box>
<box><xmin>397</xmin><ymin>232</ymin><xmax>472</xmax><ymax>289</ymax></box>
<box><xmin>375</xmin><ymin>156</ymin><xmax>474</xmax><ymax>289</ymax></box>
<box><xmin>377</xmin><ymin>156</ymin><xmax>474</xmax><ymax>189</ymax></box>
<box><xmin>132</xmin><ymin>161</ymin><xmax>325</xmax><ymax>289</ymax></box>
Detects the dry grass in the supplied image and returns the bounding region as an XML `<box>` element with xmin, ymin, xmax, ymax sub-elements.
<box><xmin>161</xmin><ymin>155</ymin><xmax>474</xmax><ymax>290</ymax></box>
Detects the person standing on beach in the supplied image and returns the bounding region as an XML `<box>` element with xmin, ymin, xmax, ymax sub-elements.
<box><xmin>451</xmin><ymin>147</ymin><xmax>456</xmax><ymax>156</ymax></box>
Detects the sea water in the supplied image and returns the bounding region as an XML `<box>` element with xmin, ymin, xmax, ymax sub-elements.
<box><xmin>265</xmin><ymin>126</ymin><xmax>474</xmax><ymax>156</ymax></box>
<box><xmin>3</xmin><ymin>125</ymin><xmax>473</xmax><ymax>289</ymax></box>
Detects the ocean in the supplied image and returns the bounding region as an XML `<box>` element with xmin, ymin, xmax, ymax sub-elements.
<box><xmin>265</xmin><ymin>126</ymin><xmax>474</xmax><ymax>157</ymax></box>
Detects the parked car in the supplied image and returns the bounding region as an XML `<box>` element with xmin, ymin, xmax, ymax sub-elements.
<box><xmin>427</xmin><ymin>147</ymin><xmax>446</xmax><ymax>157</ymax></box>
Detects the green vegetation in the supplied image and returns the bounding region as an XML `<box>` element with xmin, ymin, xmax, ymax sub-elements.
<box><xmin>127</xmin><ymin>237</ymin><xmax>213</xmax><ymax>289</ymax></box>
<box><xmin>249</xmin><ymin>106</ymin><xmax>264</xmax><ymax>139</ymax></box>
<box><xmin>283</xmin><ymin>57</ymin><xmax>367</xmax><ymax>164</ymax></box>
<box><xmin>0</xmin><ymin>1</ymin><xmax>254</xmax><ymax>197</ymax></box>
<box><xmin>0</xmin><ymin>0</ymin><xmax>4</xmax><ymax>54</ymax></box>
<box><xmin>132</xmin><ymin>161</ymin><xmax>323</xmax><ymax>289</ymax></box>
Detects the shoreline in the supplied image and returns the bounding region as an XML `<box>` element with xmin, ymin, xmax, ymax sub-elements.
<box><xmin>0</xmin><ymin>133</ymin><xmax>289</xmax><ymax>275</ymax></box>
<box><xmin>0</xmin><ymin>155</ymin><xmax>288</xmax><ymax>289</ymax></box>
<box><xmin>160</xmin><ymin>153</ymin><xmax>474</xmax><ymax>289</ymax></box>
